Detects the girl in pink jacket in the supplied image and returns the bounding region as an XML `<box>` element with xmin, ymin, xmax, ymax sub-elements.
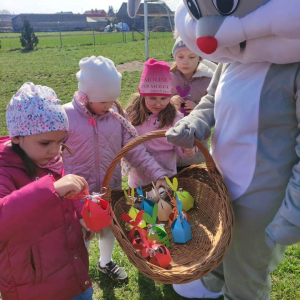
<box><xmin>62</xmin><ymin>56</ymin><xmax>169</xmax><ymax>282</ymax></box>
<box><xmin>126</xmin><ymin>58</ymin><xmax>196</xmax><ymax>188</ymax></box>
<box><xmin>0</xmin><ymin>82</ymin><xmax>93</xmax><ymax>300</ymax></box>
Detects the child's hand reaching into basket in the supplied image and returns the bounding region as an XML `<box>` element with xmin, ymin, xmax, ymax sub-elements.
<box><xmin>155</xmin><ymin>178</ymin><xmax>168</xmax><ymax>189</ymax></box>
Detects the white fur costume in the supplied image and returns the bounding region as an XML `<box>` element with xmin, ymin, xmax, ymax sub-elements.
<box><xmin>127</xmin><ymin>1</ymin><xmax>300</xmax><ymax>299</ymax></box>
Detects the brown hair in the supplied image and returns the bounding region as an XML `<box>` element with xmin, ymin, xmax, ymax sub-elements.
<box><xmin>11</xmin><ymin>143</ymin><xmax>38</xmax><ymax>178</ymax></box>
<box><xmin>125</xmin><ymin>93</ymin><xmax>177</xmax><ymax>129</ymax></box>
<box><xmin>113</xmin><ymin>101</ymin><xmax>125</xmax><ymax>117</ymax></box>
<box><xmin>11</xmin><ymin>141</ymin><xmax>71</xmax><ymax>179</ymax></box>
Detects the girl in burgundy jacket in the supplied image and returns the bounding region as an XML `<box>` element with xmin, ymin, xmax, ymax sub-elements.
<box><xmin>0</xmin><ymin>82</ymin><xmax>93</xmax><ymax>300</ymax></box>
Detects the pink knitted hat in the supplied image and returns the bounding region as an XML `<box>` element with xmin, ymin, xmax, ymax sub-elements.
<box><xmin>138</xmin><ymin>58</ymin><xmax>172</xmax><ymax>97</ymax></box>
<box><xmin>6</xmin><ymin>82</ymin><xmax>69</xmax><ymax>137</ymax></box>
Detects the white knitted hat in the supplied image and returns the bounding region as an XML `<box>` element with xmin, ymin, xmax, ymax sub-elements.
<box><xmin>76</xmin><ymin>56</ymin><xmax>122</xmax><ymax>102</ymax></box>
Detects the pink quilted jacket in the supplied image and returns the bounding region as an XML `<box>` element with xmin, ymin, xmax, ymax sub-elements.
<box><xmin>62</xmin><ymin>100</ymin><xmax>167</xmax><ymax>192</ymax></box>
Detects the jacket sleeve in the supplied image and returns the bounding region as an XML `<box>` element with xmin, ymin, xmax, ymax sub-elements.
<box><xmin>121</xmin><ymin>122</ymin><xmax>168</xmax><ymax>182</ymax></box>
<box><xmin>265</xmin><ymin>68</ymin><xmax>300</xmax><ymax>247</ymax></box>
<box><xmin>0</xmin><ymin>174</ymin><xmax>62</xmax><ymax>239</ymax></box>
<box><xmin>166</xmin><ymin>63</ymin><xmax>224</xmax><ymax>149</ymax></box>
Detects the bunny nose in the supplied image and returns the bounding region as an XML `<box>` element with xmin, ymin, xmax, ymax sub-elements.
<box><xmin>196</xmin><ymin>36</ymin><xmax>218</xmax><ymax>54</ymax></box>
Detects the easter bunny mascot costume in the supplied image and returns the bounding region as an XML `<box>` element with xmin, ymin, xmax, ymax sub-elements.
<box><xmin>127</xmin><ymin>0</ymin><xmax>300</xmax><ymax>299</ymax></box>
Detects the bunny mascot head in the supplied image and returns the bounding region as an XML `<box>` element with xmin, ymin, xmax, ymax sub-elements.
<box><xmin>127</xmin><ymin>1</ymin><xmax>300</xmax><ymax>299</ymax></box>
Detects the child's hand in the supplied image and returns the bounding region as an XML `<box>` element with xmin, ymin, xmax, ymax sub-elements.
<box><xmin>184</xmin><ymin>100</ymin><xmax>196</xmax><ymax>113</ymax></box>
<box><xmin>171</xmin><ymin>95</ymin><xmax>184</xmax><ymax>110</ymax></box>
<box><xmin>182</xmin><ymin>147</ymin><xmax>196</xmax><ymax>156</ymax></box>
<box><xmin>80</xmin><ymin>218</ymin><xmax>95</xmax><ymax>242</ymax></box>
<box><xmin>54</xmin><ymin>174</ymin><xmax>88</xmax><ymax>198</ymax></box>
<box><xmin>155</xmin><ymin>178</ymin><xmax>168</xmax><ymax>189</ymax></box>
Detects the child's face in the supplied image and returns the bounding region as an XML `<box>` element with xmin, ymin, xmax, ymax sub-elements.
<box><xmin>12</xmin><ymin>131</ymin><xmax>67</xmax><ymax>165</ymax></box>
<box><xmin>88</xmin><ymin>101</ymin><xmax>114</xmax><ymax>115</ymax></box>
<box><xmin>145</xmin><ymin>96</ymin><xmax>170</xmax><ymax>114</ymax></box>
<box><xmin>175</xmin><ymin>49</ymin><xmax>200</xmax><ymax>78</ymax></box>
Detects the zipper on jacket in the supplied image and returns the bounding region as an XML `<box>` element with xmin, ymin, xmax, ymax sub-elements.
<box><xmin>30</xmin><ymin>246</ymin><xmax>36</xmax><ymax>283</ymax></box>
<box><xmin>93</xmin><ymin>115</ymin><xmax>101</xmax><ymax>193</ymax></box>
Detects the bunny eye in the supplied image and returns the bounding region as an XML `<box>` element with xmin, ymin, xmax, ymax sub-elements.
<box><xmin>212</xmin><ymin>0</ymin><xmax>240</xmax><ymax>15</ymax></box>
<box><xmin>184</xmin><ymin>0</ymin><xmax>201</xmax><ymax>20</ymax></box>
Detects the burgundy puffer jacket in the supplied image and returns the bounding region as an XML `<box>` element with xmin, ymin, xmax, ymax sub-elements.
<box><xmin>0</xmin><ymin>136</ymin><xmax>91</xmax><ymax>300</ymax></box>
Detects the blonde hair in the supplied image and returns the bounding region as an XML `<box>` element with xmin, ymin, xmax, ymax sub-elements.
<box><xmin>125</xmin><ymin>93</ymin><xmax>176</xmax><ymax>129</ymax></box>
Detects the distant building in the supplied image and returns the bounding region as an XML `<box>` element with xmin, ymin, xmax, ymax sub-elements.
<box><xmin>84</xmin><ymin>9</ymin><xmax>107</xmax><ymax>17</ymax></box>
<box><xmin>12</xmin><ymin>14</ymin><xmax>88</xmax><ymax>32</ymax></box>
<box><xmin>55</xmin><ymin>12</ymin><xmax>73</xmax><ymax>14</ymax></box>
<box><xmin>116</xmin><ymin>2</ymin><xmax>174</xmax><ymax>30</ymax></box>
<box><xmin>0</xmin><ymin>14</ymin><xmax>15</xmax><ymax>32</ymax></box>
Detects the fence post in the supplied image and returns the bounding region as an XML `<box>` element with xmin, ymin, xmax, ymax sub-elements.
<box><xmin>60</xmin><ymin>31</ymin><xmax>62</xmax><ymax>48</ymax></box>
<box><xmin>132</xmin><ymin>29</ymin><xmax>134</xmax><ymax>41</ymax></box>
<box><xmin>58</xmin><ymin>22</ymin><xmax>62</xmax><ymax>48</ymax></box>
<box><xmin>93</xmin><ymin>29</ymin><xmax>95</xmax><ymax>46</ymax></box>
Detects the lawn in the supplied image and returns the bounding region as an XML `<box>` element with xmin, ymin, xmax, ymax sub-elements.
<box><xmin>0</xmin><ymin>31</ymin><xmax>172</xmax><ymax>50</ymax></box>
<box><xmin>0</xmin><ymin>36</ymin><xmax>299</xmax><ymax>300</ymax></box>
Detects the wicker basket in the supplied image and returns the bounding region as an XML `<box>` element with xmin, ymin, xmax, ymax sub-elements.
<box><xmin>102</xmin><ymin>130</ymin><xmax>234</xmax><ymax>284</ymax></box>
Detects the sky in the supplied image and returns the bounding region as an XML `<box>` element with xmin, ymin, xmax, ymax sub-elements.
<box><xmin>1</xmin><ymin>0</ymin><xmax>131</xmax><ymax>14</ymax></box>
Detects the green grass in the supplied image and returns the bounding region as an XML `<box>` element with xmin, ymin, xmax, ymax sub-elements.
<box><xmin>0</xmin><ymin>36</ymin><xmax>299</xmax><ymax>300</ymax></box>
<box><xmin>0</xmin><ymin>38</ymin><xmax>174</xmax><ymax>136</ymax></box>
<box><xmin>0</xmin><ymin>31</ymin><xmax>172</xmax><ymax>50</ymax></box>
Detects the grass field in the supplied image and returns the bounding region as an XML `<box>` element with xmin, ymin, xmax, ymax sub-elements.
<box><xmin>0</xmin><ymin>31</ymin><xmax>172</xmax><ymax>50</ymax></box>
<box><xmin>0</xmin><ymin>35</ymin><xmax>299</xmax><ymax>300</ymax></box>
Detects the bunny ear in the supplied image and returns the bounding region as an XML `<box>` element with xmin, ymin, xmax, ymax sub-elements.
<box><xmin>165</xmin><ymin>177</ymin><xmax>175</xmax><ymax>191</ymax></box>
<box><xmin>173</xmin><ymin>177</ymin><xmax>178</xmax><ymax>191</ymax></box>
<box><xmin>122</xmin><ymin>212</ymin><xmax>133</xmax><ymax>223</ymax></box>
<box><xmin>143</xmin><ymin>213</ymin><xmax>154</xmax><ymax>225</ymax></box>
<box><xmin>124</xmin><ymin>190</ymin><xmax>130</xmax><ymax>201</ymax></box>
<box><xmin>138</xmin><ymin>229</ymin><xmax>150</xmax><ymax>248</ymax></box>
<box><xmin>152</xmin><ymin>203</ymin><xmax>158</xmax><ymax>221</ymax></box>
<box><xmin>135</xmin><ymin>210</ymin><xmax>145</xmax><ymax>225</ymax></box>
<box><xmin>176</xmin><ymin>85</ymin><xmax>184</xmax><ymax>96</ymax></box>
<box><xmin>143</xmin><ymin>203</ymin><xmax>158</xmax><ymax>224</ymax></box>
<box><xmin>183</xmin><ymin>85</ymin><xmax>191</xmax><ymax>96</ymax></box>
<box><xmin>151</xmin><ymin>182</ymin><xmax>160</xmax><ymax>198</ymax></box>
<box><xmin>175</xmin><ymin>195</ymin><xmax>182</xmax><ymax>214</ymax></box>
<box><xmin>136</xmin><ymin>182</ymin><xmax>144</xmax><ymax>197</ymax></box>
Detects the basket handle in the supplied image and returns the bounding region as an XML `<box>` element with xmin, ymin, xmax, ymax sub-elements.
<box><xmin>102</xmin><ymin>130</ymin><xmax>216</xmax><ymax>200</ymax></box>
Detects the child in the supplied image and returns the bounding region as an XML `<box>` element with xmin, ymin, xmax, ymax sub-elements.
<box><xmin>0</xmin><ymin>82</ymin><xmax>93</xmax><ymax>300</ymax></box>
<box><xmin>62</xmin><ymin>55</ymin><xmax>169</xmax><ymax>282</ymax></box>
<box><xmin>171</xmin><ymin>36</ymin><xmax>216</xmax><ymax>172</ymax></box>
<box><xmin>126</xmin><ymin>58</ymin><xmax>196</xmax><ymax>188</ymax></box>
<box><xmin>170</xmin><ymin>36</ymin><xmax>216</xmax><ymax>114</ymax></box>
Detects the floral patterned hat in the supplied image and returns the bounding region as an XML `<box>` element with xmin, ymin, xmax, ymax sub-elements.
<box><xmin>6</xmin><ymin>82</ymin><xmax>69</xmax><ymax>137</ymax></box>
